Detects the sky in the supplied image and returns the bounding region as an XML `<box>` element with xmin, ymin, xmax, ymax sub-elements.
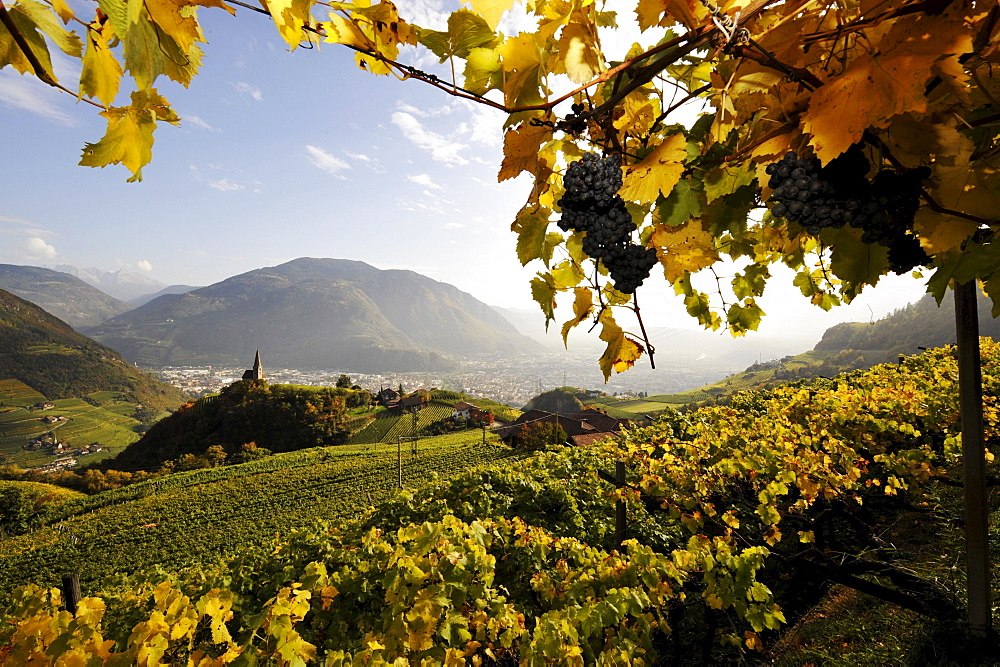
<box><xmin>0</xmin><ymin>0</ymin><xmax>930</xmax><ymax>350</ymax></box>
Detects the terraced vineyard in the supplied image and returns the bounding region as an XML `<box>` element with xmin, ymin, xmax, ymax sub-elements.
<box><xmin>0</xmin><ymin>395</ymin><xmax>141</xmax><ymax>467</ymax></box>
<box><xmin>345</xmin><ymin>405</ymin><xmax>455</xmax><ymax>445</ymax></box>
<box><xmin>0</xmin><ymin>429</ymin><xmax>519</xmax><ymax>596</ymax></box>
<box><xmin>0</xmin><ymin>380</ymin><xmax>45</xmax><ymax>408</ymax></box>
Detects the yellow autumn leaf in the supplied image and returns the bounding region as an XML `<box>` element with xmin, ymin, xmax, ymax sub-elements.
<box><xmin>803</xmin><ymin>11</ymin><xmax>973</xmax><ymax>163</ymax></box>
<box><xmin>620</xmin><ymin>133</ymin><xmax>687</xmax><ymax>204</ymax></box>
<box><xmin>74</xmin><ymin>597</ymin><xmax>107</xmax><ymax>625</ymax></box>
<box><xmin>613</xmin><ymin>93</ymin><xmax>657</xmax><ymax>137</ymax></box>
<box><xmin>466</xmin><ymin>0</ymin><xmax>516</xmax><ymax>32</ymax></box>
<box><xmin>261</xmin><ymin>0</ymin><xmax>314</xmax><ymax>48</ymax></box>
<box><xmin>499</xmin><ymin>120</ymin><xmax>552</xmax><ymax>182</ymax></box>
<box><xmin>324</xmin><ymin>13</ymin><xmax>370</xmax><ymax>49</ymax></box>
<box><xmin>705</xmin><ymin>593</ymin><xmax>724</xmax><ymax>609</ymax></box>
<box><xmin>145</xmin><ymin>0</ymin><xmax>201</xmax><ymax>51</ymax></box>
<box><xmin>556</xmin><ymin>21</ymin><xmax>603</xmax><ymax>84</ymax></box>
<box><xmin>81</xmin><ymin>21</ymin><xmax>122</xmax><ymax>106</ymax></box>
<box><xmin>597</xmin><ymin>309</ymin><xmax>644</xmax><ymax>378</ymax></box>
<box><xmin>561</xmin><ymin>286</ymin><xmax>593</xmax><ymax>344</ymax></box>
<box><xmin>651</xmin><ymin>220</ymin><xmax>720</xmax><ymax>284</ymax></box>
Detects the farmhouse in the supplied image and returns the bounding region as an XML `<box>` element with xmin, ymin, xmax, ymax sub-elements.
<box><xmin>497</xmin><ymin>408</ymin><xmax>630</xmax><ymax>447</ymax></box>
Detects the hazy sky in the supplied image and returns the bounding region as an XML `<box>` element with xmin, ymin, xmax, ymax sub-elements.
<box><xmin>0</xmin><ymin>0</ymin><xmax>929</xmax><ymax>348</ymax></box>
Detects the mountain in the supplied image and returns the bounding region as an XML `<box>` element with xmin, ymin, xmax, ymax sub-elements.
<box><xmin>129</xmin><ymin>285</ymin><xmax>201</xmax><ymax>308</ymax></box>
<box><xmin>0</xmin><ymin>264</ymin><xmax>132</xmax><ymax>329</ymax></box>
<box><xmin>86</xmin><ymin>258</ymin><xmax>543</xmax><ymax>372</ymax></box>
<box><xmin>0</xmin><ymin>289</ymin><xmax>188</xmax><ymax>412</ymax></box>
<box><xmin>52</xmin><ymin>265</ymin><xmax>168</xmax><ymax>302</ymax></box>
<box><xmin>816</xmin><ymin>293</ymin><xmax>1000</xmax><ymax>354</ymax></box>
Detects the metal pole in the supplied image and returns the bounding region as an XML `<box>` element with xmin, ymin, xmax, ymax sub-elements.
<box><xmin>954</xmin><ymin>280</ymin><xmax>992</xmax><ymax>637</ymax></box>
<box><xmin>397</xmin><ymin>437</ymin><xmax>403</xmax><ymax>489</ymax></box>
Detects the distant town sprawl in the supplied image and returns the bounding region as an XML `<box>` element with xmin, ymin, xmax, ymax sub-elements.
<box><xmin>154</xmin><ymin>353</ymin><xmax>739</xmax><ymax>407</ymax></box>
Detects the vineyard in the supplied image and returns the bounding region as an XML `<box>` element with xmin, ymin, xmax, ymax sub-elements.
<box><xmin>0</xmin><ymin>380</ymin><xmax>45</xmax><ymax>408</ymax></box>
<box><xmin>0</xmin><ymin>429</ymin><xmax>518</xmax><ymax>597</ymax></box>
<box><xmin>0</xmin><ymin>397</ymin><xmax>141</xmax><ymax>467</ymax></box>
<box><xmin>2</xmin><ymin>343</ymin><xmax>998</xmax><ymax>662</ymax></box>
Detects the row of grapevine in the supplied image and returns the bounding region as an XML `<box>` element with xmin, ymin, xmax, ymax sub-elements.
<box><xmin>0</xmin><ymin>437</ymin><xmax>520</xmax><ymax>596</ymax></box>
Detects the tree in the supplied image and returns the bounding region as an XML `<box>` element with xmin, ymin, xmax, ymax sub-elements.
<box><xmin>335</xmin><ymin>374</ymin><xmax>352</xmax><ymax>389</ymax></box>
<box><xmin>515</xmin><ymin>420</ymin><xmax>567</xmax><ymax>451</ymax></box>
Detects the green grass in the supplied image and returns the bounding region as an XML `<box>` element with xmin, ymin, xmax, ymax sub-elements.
<box><xmin>0</xmin><ymin>431</ymin><xmax>520</xmax><ymax>597</ymax></box>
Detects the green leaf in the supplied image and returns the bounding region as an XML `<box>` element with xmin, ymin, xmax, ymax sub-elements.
<box><xmin>732</xmin><ymin>263</ymin><xmax>769</xmax><ymax>300</ymax></box>
<box><xmin>530</xmin><ymin>273</ymin><xmax>556</xmax><ymax>326</ymax></box>
<box><xmin>512</xmin><ymin>207</ymin><xmax>551</xmax><ymax>266</ymax></box>
<box><xmin>417</xmin><ymin>9</ymin><xmax>497</xmax><ymax>62</ymax></box>
<box><xmin>704</xmin><ymin>163</ymin><xmax>755</xmax><ymax>204</ymax></box>
<box><xmin>124</xmin><ymin>12</ymin><xmax>165</xmax><ymax>89</ymax></box>
<box><xmin>656</xmin><ymin>178</ymin><xmax>702</xmax><ymax>227</ymax></box>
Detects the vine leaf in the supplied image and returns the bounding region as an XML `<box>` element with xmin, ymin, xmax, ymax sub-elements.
<box><xmin>561</xmin><ymin>287</ymin><xmax>593</xmax><ymax>345</ymax></box>
<box><xmin>598</xmin><ymin>309</ymin><xmax>644</xmax><ymax>379</ymax></box>
<box><xmin>79</xmin><ymin>89</ymin><xmax>178</xmax><ymax>181</ymax></box>
<box><xmin>81</xmin><ymin>21</ymin><xmax>122</xmax><ymax>106</ymax></box>
<box><xmin>499</xmin><ymin>121</ymin><xmax>553</xmax><ymax>182</ymax></box>
<box><xmin>416</xmin><ymin>8</ymin><xmax>497</xmax><ymax>62</ymax></box>
<box><xmin>620</xmin><ymin>132</ymin><xmax>687</xmax><ymax>204</ymax></box>
<box><xmin>466</xmin><ymin>0</ymin><xmax>515</xmax><ymax>32</ymax></box>
<box><xmin>651</xmin><ymin>220</ymin><xmax>719</xmax><ymax>284</ymax></box>
<box><xmin>803</xmin><ymin>12</ymin><xmax>973</xmax><ymax>163</ymax></box>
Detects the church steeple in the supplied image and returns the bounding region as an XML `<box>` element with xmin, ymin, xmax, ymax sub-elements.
<box><xmin>242</xmin><ymin>350</ymin><xmax>265</xmax><ymax>381</ymax></box>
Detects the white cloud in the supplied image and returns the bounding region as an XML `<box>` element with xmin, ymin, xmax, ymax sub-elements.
<box><xmin>18</xmin><ymin>237</ymin><xmax>57</xmax><ymax>260</ymax></box>
<box><xmin>137</xmin><ymin>260</ymin><xmax>153</xmax><ymax>272</ymax></box>
<box><xmin>305</xmin><ymin>145</ymin><xmax>351</xmax><ymax>177</ymax></box>
<box><xmin>209</xmin><ymin>177</ymin><xmax>245</xmax><ymax>191</ymax></box>
<box><xmin>395</xmin><ymin>0</ymin><xmax>449</xmax><ymax>30</ymax></box>
<box><xmin>0</xmin><ymin>71</ymin><xmax>74</xmax><ymax>125</ymax></box>
<box><xmin>346</xmin><ymin>151</ymin><xmax>374</xmax><ymax>162</ymax></box>
<box><xmin>444</xmin><ymin>222</ymin><xmax>465</xmax><ymax>229</ymax></box>
<box><xmin>184</xmin><ymin>114</ymin><xmax>219</xmax><ymax>131</ymax></box>
<box><xmin>233</xmin><ymin>81</ymin><xmax>263</xmax><ymax>101</ymax></box>
<box><xmin>391</xmin><ymin>112</ymin><xmax>469</xmax><ymax>165</ymax></box>
<box><xmin>408</xmin><ymin>173</ymin><xmax>443</xmax><ymax>190</ymax></box>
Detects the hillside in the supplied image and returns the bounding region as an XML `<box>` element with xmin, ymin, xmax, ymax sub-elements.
<box><xmin>0</xmin><ymin>265</ymin><xmax>132</xmax><ymax>329</ymax></box>
<box><xmin>1</xmin><ymin>344</ymin><xmax>997</xmax><ymax>662</ymax></box>
<box><xmin>0</xmin><ymin>432</ymin><xmax>519</xmax><ymax>596</ymax></box>
<box><xmin>0</xmin><ymin>289</ymin><xmax>188</xmax><ymax>413</ymax></box>
<box><xmin>87</xmin><ymin>257</ymin><xmax>542</xmax><ymax>372</ymax></box>
<box><xmin>108</xmin><ymin>380</ymin><xmax>373</xmax><ymax>470</ymax></box>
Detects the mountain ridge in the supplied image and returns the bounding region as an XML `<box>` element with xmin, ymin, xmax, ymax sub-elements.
<box><xmin>0</xmin><ymin>265</ymin><xmax>132</xmax><ymax>329</ymax></box>
<box><xmin>87</xmin><ymin>258</ymin><xmax>542</xmax><ymax>372</ymax></box>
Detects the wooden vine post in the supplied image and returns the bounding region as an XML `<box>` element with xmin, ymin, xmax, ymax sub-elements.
<box><xmin>954</xmin><ymin>280</ymin><xmax>992</xmax><ymax>638</ymax></box>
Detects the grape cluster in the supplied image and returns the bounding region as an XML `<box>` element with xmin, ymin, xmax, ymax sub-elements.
<box><xmin>559</xmin><ymin>102</ymin><xmax>589</xmax><ymax>136</ymax></box>
<box><xmin>558</xmin><ymin>152</ymin><xmax>658</xmax><ymax>294</ymax></box>
<box><xmin>765</xmin><ymin>148</ymin><xmax>931</xmax><ymax>274</ymax></box>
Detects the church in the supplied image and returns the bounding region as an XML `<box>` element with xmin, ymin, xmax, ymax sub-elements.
<box><xmin>241</xmin><ymin>350</ymin><xmax>265</xmax><ymax>381</ymax></box>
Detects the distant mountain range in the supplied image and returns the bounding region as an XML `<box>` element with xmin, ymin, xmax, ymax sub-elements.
<box><xmin>0</xmin><ymin>289</ymin><xmax>188</xmax><ymax>412</ymax></box>
<box><xmin>0</xmin><ymin>264</ymin><xmax>132</xmax><ymax>329</ymax></box>
<box><xmin>128</xmin><ymin>285</ymin><xmax>201</xmax><ymax>308</ymax></box>
<box><xmin>84</xmin><ymin>258</ymin><xmax>543</xmax><ymax>372</ymax></box>
<box><xmin>52</xmin><ymin>265</ymin><xmax>168</xmax><ymax>302</ymax></box>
